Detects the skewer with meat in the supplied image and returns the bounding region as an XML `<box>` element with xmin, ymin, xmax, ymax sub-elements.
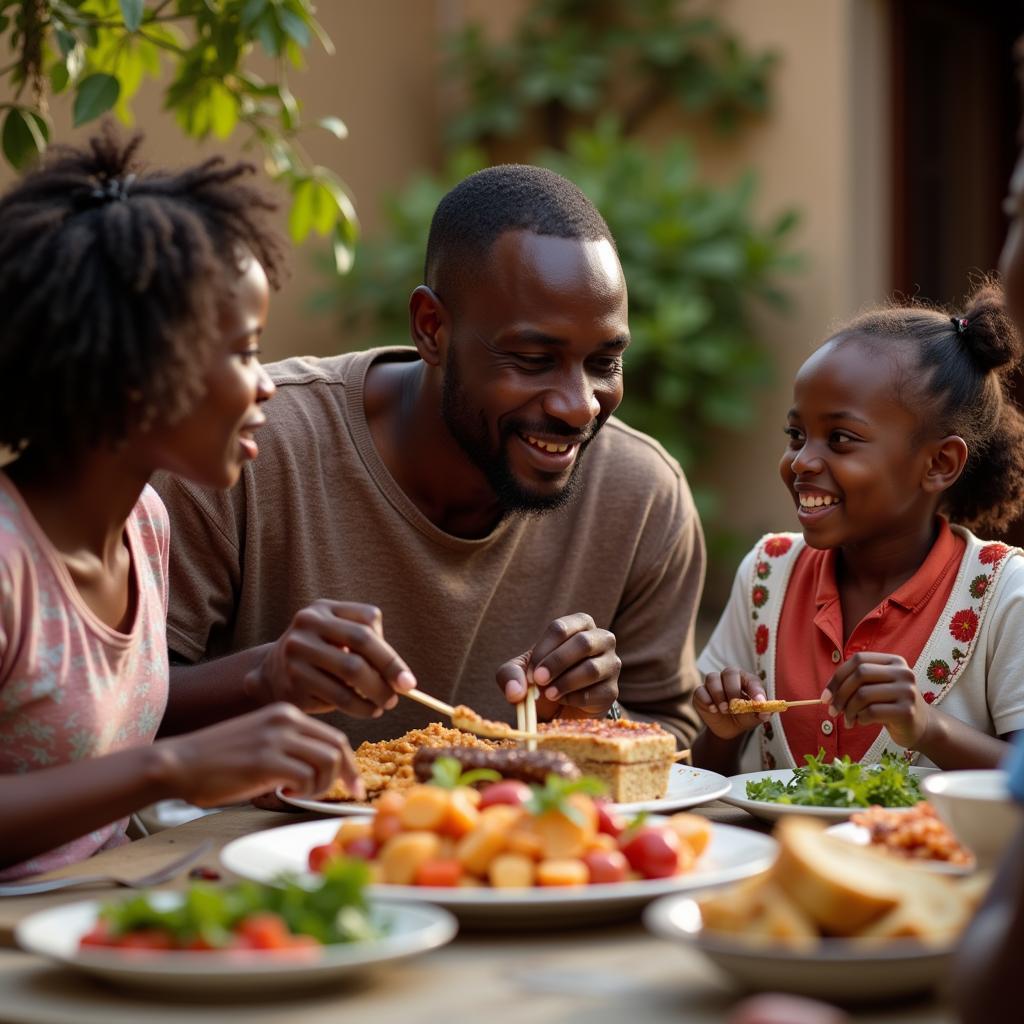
<box><xmin>728</xmin><ymin>698</ymin><xmax>823</xmax><ymax>715</ymax></box>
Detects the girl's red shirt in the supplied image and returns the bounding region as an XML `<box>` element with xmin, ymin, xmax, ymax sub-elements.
<box><xmin>776</xmin><ymin>518</ymin><xmax>965</xmax><ymax>761</ymax></box>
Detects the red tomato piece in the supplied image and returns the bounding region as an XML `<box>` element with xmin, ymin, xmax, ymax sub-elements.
<box><xmin>582</xmin><ymin>849</ymin><xmax>629</xmax><ymax>884</ymax></box>
<box><xmin>79</xmin><ymin>922</ymin><xmax>113</xmax><ymax>948</ymax></box>
<box><xmin>478</xmin><ymin>780</ymin><xmax>532</xmax><ymax>810</ymax></box>
<box><xmin>595</xmin><ymin>800</ymin><xmax>625</xmax><ymax>837</ymax></box>
<box><xmin>413</xmin><ymin>859</ymin><xmax>464</xmax><ymax>887</ymax></box>
<box><xmin>344</xmin><ymin>836</ymin><xmax>379</xmax><ymax>860</ymax></box>
<box><xmin>620</xmin><ymin>827</ymin><xmax>681</xmax><ymax>879</ymax></box>
<box><xmin>308</xmin><ymin>842</ymin><xmax>340</xmax><ymax>873</ymax></box>
<box><xmin>236</xmin><ymin>913</ymin><xmax>292</xmax><ymax>950</ymax></box>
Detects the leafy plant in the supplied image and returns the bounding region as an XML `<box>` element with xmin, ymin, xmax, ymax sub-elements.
<box><xmin>0</xmin><ymin>0</ymin><xmax>357</xmax><ymax>271</ymax></box>
<box><xmin>445</xmin><ymin>0</ymin><xmax>777</xmax><ymax>149</ymax></box>
<box><xmin>323</xmin><ymin>0</ymin><xmax>800</xmax><ymax>511</ymax></box>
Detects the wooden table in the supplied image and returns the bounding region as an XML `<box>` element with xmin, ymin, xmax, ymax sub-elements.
<box><xmin>0</xmin><ymin>803</ymin><xmax>955</xmax><ymax>1024</ymax></box>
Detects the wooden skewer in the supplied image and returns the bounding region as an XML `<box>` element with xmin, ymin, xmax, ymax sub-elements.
<box><xmin>673</xmin><ymin>748</ymin><xmax>692</xmax><ymax>762</ymax></box>
<box><xmin>525</xmin><ymin>685</ymin><xmax>539</xmax><ymax>752</ymax></box>
<box><xmin>403</xmin><ymin>688</ymin><xmax>456</xmax><ymax>717</ymax></box>
<box><xmin>782</xmin><ymin>698</ymin><xmax>826</xmax><ymax>708</ymax></box>
<box><xmin>403</xmin><ymin>688</ymin><xmax>540</xmax><ymax>741</ymax></box>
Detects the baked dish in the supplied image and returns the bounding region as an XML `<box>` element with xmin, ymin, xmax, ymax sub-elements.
<box><xmin>536</xmin><ymin>718</ymin><xmax>676</xmax><ymax>803</ymax></box>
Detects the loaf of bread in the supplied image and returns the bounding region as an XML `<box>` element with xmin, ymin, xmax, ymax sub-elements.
<box><xmin>699</xmin><ymin>816</ymin><xmax>987</xmax><ymax>949</ymax></box>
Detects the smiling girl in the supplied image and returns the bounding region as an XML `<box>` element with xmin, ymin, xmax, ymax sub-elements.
<box><xmin>692</xmin><ymin>281</ymin><xmax>1024</xmax><ymax>774</ymax></box>
<box><xmin>0</xmin><ymin>129</ymin><xmax>361</xmax><ymax>878</ymax></box>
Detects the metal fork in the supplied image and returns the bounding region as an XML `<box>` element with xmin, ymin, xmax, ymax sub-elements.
<box><xmin>0</xmin><ymin>840</ymin><xmax>215</xmax><ymax>897</ymax></box>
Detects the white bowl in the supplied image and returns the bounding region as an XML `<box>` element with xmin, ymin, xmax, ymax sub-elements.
<box><xmin>922</xmin><ymin>770</ymin><xmax>1022</xmax><ymax>868</ymax></box>
<box><xmin>644</xmin><ymin>895</ymin><xmax>953</xmax><ymax>1003</ymax></box>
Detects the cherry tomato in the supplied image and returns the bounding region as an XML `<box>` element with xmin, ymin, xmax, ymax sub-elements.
<box><xmin>595</xmin><ymin>800</ymin><xmax>625</xmax><ymax>837</ymax></box>
<box><xmin>478</xmin><ymin>780</ymin><xmax>532</xmax><ymax>810</ymax></box>
<box><xmin>307</xmin><ymin>842</ymin><xmax>341</xmax><ymax>873</ymax></box>
<box><xmin>583</xmin><ymin>849</ymin><xmax>629</xmax><ymax>884</ymax></box>
<box><xmin>237</xmin><ymin>913</ymin><xmax>291</xmax><ymax>950</ymax></box>
<box><xmin>620</xmin><ymin>827</ymin><xmax>681</xmax><ymax>879</ymax></box>
<box><xmin>79</xmin><ymin>922</ymin><xmax>113</xmax><ymax>948</ymax></box>
<box><xmin>344</xmin><ymin>836</ymin><xmax>379</xmax><ymax>860</ymax></box>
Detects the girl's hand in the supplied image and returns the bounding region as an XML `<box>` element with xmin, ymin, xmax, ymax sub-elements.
<box><xmin>694</xmin><ymin>668</ymin><xmax>772</xmax><ymax>740</ymax></box>
<box><xmin>824</xmin><ymin>652</ymin><xmax>928</xmax><ymax>749</ymax></box>
<box><xmin>158</xmin><ymin>702</ymin><xmax>364</xmax><ymax>806</ymax></box>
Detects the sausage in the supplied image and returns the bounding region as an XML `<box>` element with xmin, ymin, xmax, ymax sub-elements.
<box><xmin>412</xmin><ymin>745</ymin><xmax>580</xmax><ymax>785</ymax></box>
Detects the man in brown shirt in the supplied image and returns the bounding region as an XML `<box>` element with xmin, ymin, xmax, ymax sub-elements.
<box><xmin>156</xmin><ymin>165</ymin><xmax>705</xmax><ymax>746</ymax></box>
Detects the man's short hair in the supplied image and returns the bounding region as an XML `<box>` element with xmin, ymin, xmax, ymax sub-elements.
<box><xmin>424</xmin><ymin>164</ymin><xmax>616</xmax><ymax>302</ymax></box>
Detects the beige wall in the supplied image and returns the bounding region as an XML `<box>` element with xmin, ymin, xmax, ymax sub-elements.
<box><xmin>0</xmin><ymin>1</ymin><xmax>893</xmax><ymax>598</ymax></box>
<box><xmin>691</xmin><ymin>0</ymin><xmax>892</xmax><ymax>600</ymax></box>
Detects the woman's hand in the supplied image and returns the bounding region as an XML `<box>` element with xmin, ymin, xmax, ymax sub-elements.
<box><xmin>158</xmin><ymin>702</ymin><xmax>364</xmax><ymax>805</ymax></box>
<box><xmin>824</xmin><ymin>652</ymin><xmax>928</xmax><ymax>749</ymax></box>
<box><xmin>496</xmin><ymin>613</ymin><xmax>620</xmax><ymax>719</ymax></box>
<box><xmin>694</xmin><ymin>667</ymin><xmax>772</xmax><ymax>740</ymax></box>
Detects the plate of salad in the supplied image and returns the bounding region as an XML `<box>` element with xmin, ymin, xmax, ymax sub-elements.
<box><xmin>723</xmin><ymin>751</ymin><xmax>936</xmax><ymax>822</ymax></box>
<box><xmin>15</xmin><ymin>860</ymin><xmax>457</xmax><ymax>995</ymax></box>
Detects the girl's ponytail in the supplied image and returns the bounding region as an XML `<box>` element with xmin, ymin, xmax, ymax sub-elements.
<box><xmin>955</xmin><ymin>283</ymin><xmax>1024</xmax><ymax>374</ymax></box>
<box><xmin>836</xmin><ymin>278</ymin><xmax>1024</xmax><ymax>534</ymax></box>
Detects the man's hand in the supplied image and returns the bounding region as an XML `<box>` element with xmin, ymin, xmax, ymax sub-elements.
<box><xmin>824</xmin><ymin>652</ymin><xmax>928</xmax><ymax>748</ymax></box>
<box><xmin>159</xmin><ymin>702</ymin><xmax>365</xmax><ymax>805</ymax></box>
<box><xmin>694</xmin><ymin>668</ymin><xmax>772</xmax><ymax>740</ymax></box>
<box><xmin>244</xmin><ymin>600</ymin><xmax>416</xmax><ymax>718</ymax></box>
<box><xmin>497</xmin><ymin>613</ymin><xmax>620</xmax><ymax>719</ymax></box>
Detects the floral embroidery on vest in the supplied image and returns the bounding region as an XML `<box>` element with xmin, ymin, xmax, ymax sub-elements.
<box><xmin>746</xmin><ymin>530</ymin><xmax>1023</xmax><ymax>770</ymax></box>
<box><xmin>916</xmin><ymin>541</ymin><xmax>1022</xmax><ymax>710</ymax></box>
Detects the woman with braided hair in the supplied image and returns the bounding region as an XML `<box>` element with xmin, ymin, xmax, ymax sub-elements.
<box><xmin>0</xmin><ymin>127</ymin><xmax>362</xmax><ymax>879</ymax></box>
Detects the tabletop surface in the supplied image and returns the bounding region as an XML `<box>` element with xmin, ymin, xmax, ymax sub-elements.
<box><xmin>0</xmin><ymin>801</ymin><xmax>955</xmax><ymax>1024</ymax></box>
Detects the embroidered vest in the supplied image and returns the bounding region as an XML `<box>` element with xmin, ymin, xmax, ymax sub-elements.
<box><xmin>746</xmin><ymin>529</ymin><xmax>1021</xmax><ymax>769</ymax></box>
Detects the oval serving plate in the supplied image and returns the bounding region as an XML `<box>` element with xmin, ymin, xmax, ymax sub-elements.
<box><xmin>220</xmin><ymin>817</ymin><xmax>776</xmax><ymax>929</ymax></box>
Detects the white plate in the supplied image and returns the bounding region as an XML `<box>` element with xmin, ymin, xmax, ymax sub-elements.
<box><xmin>276</xmin><ymin>764</ymin><xmax>731</xmax><ymax>817</ymax></box>
<box><xmin>14</xmin><ymin>894</ymin><xmax>456</xmax><ymax>996</ymax></box>
<box><xmin>722</xmin><ymin>767</ymin><xmax>936</xmax><ymax>822</ymax></box>
<box><xmin>824</xmin><ymin>821</ymin><xmax>975</xmax><ymax>875</ymax></box>
<box><xmin>220</xmin><ymin>818</ymin><xmax>776</xmax><ymax>927</ymax></box>
<box><xmin>644</xmin><ymin>894</ymin><xmax>953</xmax><ymax>1003</ymax></box>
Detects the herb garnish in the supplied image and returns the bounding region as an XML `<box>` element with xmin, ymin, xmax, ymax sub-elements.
<box><xmin>745</xmin><ymin>749</ymin><xmax>921</xmax><ymax>808</ymax></box>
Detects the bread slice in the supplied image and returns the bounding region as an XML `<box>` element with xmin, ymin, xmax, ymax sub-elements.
<box><xmin>772</xmin><ymin>817</ymin><xmax>904</xmax><ymax>935</ymax></box>
<box><xmin>700</xmin><ymin>877</ymin><xmax>818</xmax><ymax>950</ymax></box>
<box><xmin>536</xmin><ymin>718</ymin><xmax>676</xmax><ymax>801</ymax></box>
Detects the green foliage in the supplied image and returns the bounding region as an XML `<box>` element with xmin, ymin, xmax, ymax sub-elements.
<box><xmin>0</xmin><ymin>0</ymin><xmax>357</xmax><ymax>271</ymax></box>
<box><xmin>445</xmin><ymin>0</ymin><xmax>778</xmax><ymax>148</ymax></box>
<box><xmin>324</xmin><ymin>0</ymin><xmax>800</xmax><ymax>489</ymax></box>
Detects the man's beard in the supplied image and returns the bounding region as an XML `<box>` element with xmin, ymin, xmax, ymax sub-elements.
<box><xmin>440</xmin><ymin>348</ymin><xmax>598</xmax><ymax>516</ymax></box>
